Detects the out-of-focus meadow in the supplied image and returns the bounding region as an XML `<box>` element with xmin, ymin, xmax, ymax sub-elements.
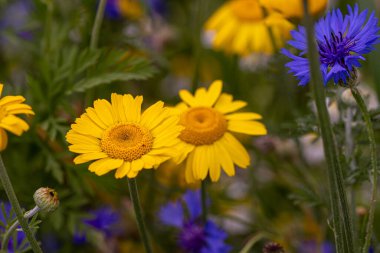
<box><xmin>0</xmin><ymin>0</ymin><xmax>380</xmax><ymax>252</ymax></box>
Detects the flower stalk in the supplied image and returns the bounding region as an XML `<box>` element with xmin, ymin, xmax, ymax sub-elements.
<box><xmin>201</xmin><ymin>180</ymin><xmax>208</xmax><ymax>224</ymax></box>
<box><xmin>0</xmin><ymin>155</ymin><xmax>43</xmax><ymax>253</ymax></box>
<box><xmin>302</xmin><ymin>1</ymin><xmax>354</xmax><ymax>252</ymax></box>
<box><xmin>128</xmin><ymin>178</ymin><xmax>152</xmax><ymax>253</ymax></box>
<box><xmin>90</xmin><ymin>0</ymin><xmax>107</xmax><ymax>50</ymax></box>
<box><xmin>350</xmin><ymin>86</ymin><xmax>378</xmax><ymax>253</ymax></box>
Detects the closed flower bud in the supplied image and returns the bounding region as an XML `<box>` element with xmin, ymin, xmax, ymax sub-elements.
<box><xmin>263</xmin><ymin>242</ymin><xmax>285</xmax><ymax>253</ymax></box>
<box><xmin>33</xmin><ymin>187</ymin><xmax>59</xmax><ymax>213</ymax></box>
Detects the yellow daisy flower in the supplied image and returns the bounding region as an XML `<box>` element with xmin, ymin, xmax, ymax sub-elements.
<box><xmin>0</xmin><ymin>84</ymin><xmax>34</xmax><ymax>151</ymax></box>
<box><xmin>260</xmin><ymin>0</ymin><xmax>327</xmax><ymax>18</ymax></box>
<box><xmin>174</xmin><ymin>80</ymin><xmax>267</xmax><ymax>183</ymax></box>
<box><xmin>204</xmin><ymin>0</ymin><xmax>294</xmax><ymax>55</ymax></box>
<box><xmin>66</xmin><ymin>94</ymin><xmax>183</xmax><ymax>179</ymax></box>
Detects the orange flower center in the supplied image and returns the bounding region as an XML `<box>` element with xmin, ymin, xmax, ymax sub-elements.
<box><xmin>230</xmin><ymin>0</ymin><xmax>264</xmax><ymax>21</ymax></box>
<box><xmin>179</xmin><ymin>107</ymin><xmax>227</xmax><ymax>145</ymax></box>
<box><xmin>100</xmin><ymin>123</ymin><xmax>153</xmax><ymax>161</ymax></box>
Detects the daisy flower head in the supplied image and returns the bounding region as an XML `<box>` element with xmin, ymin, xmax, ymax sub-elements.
<box><xmin>282</xmin><ymin>4</ymin><xmax>380</xmax><ymax>86</ymax></box>
<box><xmin>66</xmin><ymin>94</ymin><xmax>183</xmax><ymax>179</ymax></box>
<box><xmin>174</xmin><ymin>80</ymin><xmax>267</xmax><ymax>183</ymax></box>
<box><xmin>204</xmin><ymin>0</ymin><xmax>294</xmax><ymax>56</ymax></box>
<box><xmin>260</xmin><ymin>0</ymin><xmax>327</xmax><ymax>19</ymax></box>
<box><xmin>0</xmin><ymin>84</ymin><xmax>34</xmax><ymax>151</ymax></box>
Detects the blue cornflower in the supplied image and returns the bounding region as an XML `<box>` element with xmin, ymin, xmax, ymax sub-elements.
<box><xmin>282</xmin><ymin>4</ymin><xmax>380</xmax><ymax>86</ymax></box>
<box><xmin>73</xmin><ymin>206</ymin><xmax>123</xmax><ymax>244</ymax></box>
<box><xmin>158</xmin><ymin>190</ymin><xmax>231</xmax><ymax>253</ymax></box>
<box><xmin>0</xmin><ymin>203</ymin><xmax>29</xmax><ymax>253</ymax></box>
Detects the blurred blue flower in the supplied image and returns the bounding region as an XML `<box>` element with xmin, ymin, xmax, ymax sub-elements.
<box><xmin>0</xmin><ymin>0</ymin><xmax>33</xmax><ymax>43</ymax></box>
<box><xmin>105</xmin><ymin>0</ymin><xmax>121</xmax><ymax>20</ymax></box>
<box><xmin>282</xmin><ymin>4</ymin><xmax>380</xmax><ymax>86</ymax></box>
<box><xmin>159</xmin><ymin>190</ymin><xmax>231</xmax><ymax>253</ymax></box>
<box><xmin>73</xmin><ymin>206</ymin><xmax>122</xmax><ymax>244</ymax></box>
<box><xmin>0</xmin><ymin>202</ymin><xmax>29</xmax><ymax>253</ymax></box>
<box><xmin>297</xmin><ymin>240</ymin><xmax>334</xmax><ymax>253</ymax></box>
<box><xmin>148</xmin><ymin>0</ymin><xmax>167</xmax><ymax>16</ymax></box>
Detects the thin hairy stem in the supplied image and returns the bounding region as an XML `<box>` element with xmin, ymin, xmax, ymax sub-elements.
<box><xmin>128</xmin><ymin>178</ymin><xmax>152</xmax><ymax>253</ymax></box>
<box><xmin>0</xmin><ymin>155</ymin><xmax>43</xmax><ymax>253</ymax></box>
<box><xmin>351</xmin><ymin>87</ymin><xmax>378</xmax><ymax>253</ymax></box>
<box><xmin>302</xmin><ymin>1</ymin><xmax>354</xmax><ymax>252</ymax></box>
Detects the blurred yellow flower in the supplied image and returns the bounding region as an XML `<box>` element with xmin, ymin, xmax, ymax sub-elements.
<box><xmin>174</xmin><ymin>80</ymin><xmax>267</xmax><ymax>183</ymax></box>
<box><xmin>260</xmin><ymin>0</ymin><xmax>327</xmax><ymax>18</ymax></box>
<box><xmin>204</xmin><ymin>0</ymin><xmax>294</xmax><ymax>55</ymax></box>
<box><xmin>0</xmin><ymin>84</ymin><xmax>34</xmax><ymax>151</ymax></box>
<box><xmin>117</xmin><ymin>0</ymin><xmax>143</xmax><ymax>20</ymax></box>
<box><xmin>66</xmin><ymin>94</ymin><xmax>183</xmax><ymax>179</ymax></box>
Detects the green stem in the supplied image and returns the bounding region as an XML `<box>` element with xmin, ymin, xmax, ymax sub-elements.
<box><xmin>302</xmin><ymin>1</ymin><xmax>354</xmax><ymax>252</ymax></box>
<box><xmin>201</xmin><ymin>180</ymin><xmax>208</xmax><ymax>224</ymax></box>
<box><xmin>128</xmin><ymin>178</ymin><xmax>152</xmax><ymax>253</ymax></box>
<box><xmin>2</xmin><ymin>206</ymin><xmax>40</xmax><ymax>251</ymax></box>
<box><xmin>238</xmin><ymin>232</ymin><xmax>268</xmax><ymax>253</ymax></box>
<box><xmin>191</xmin><ymin>0</ymin><xmax>203</xmax><ymax>92</ymax></box>
<box><xmin>0</xmin><ymin>155</ymin><xmax>43</xmax><ymax>253</ymax></box>
<box><xmin>351</xmin><ymin>87</ymin><xmax>378</xmax><ymax>253</ymax></box>
<box><xmin>90</xmin><ymin>0</ymin><xmax>107</xmax><ymax>50</ymax></box>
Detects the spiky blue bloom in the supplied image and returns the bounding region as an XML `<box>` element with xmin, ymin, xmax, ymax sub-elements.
<box><xmin>159</xmin><ymin>190</ymin><xmax>231</xmax><ymax>253</ymax></box>
<box><xmin>282</xmin><ymin>4</ymin><xmax>380</xmax><ymax>86</ymax></box>
<box><xmin>73</xmin><ymin>206</ymin><xmax>123</xmax><ymax>244</ymax></box>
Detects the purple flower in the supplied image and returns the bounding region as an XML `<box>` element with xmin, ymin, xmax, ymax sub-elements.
<box><xmin>104</xmin><ymin>0</ymin><xmax>122</xmax><ymax>20</ymax></box>
<box><xmin>159</xmin><ymin>190</ymin><xmax>231</xmax><ymax>253</ymax></box>
<box><xmin>0</xmin><ymin>0</ymin><xmax>33</xmax><ymax>43</ymax></box>
<box><xmin>73</xmin><ymin>206</ymin><xmax>122</xmax><ymax>244</ymax></box>
<box><xmin>0</xmin><ymin>203</ymin><xmax>29</xmax><ymax>253</ymax></box>
<box><xmin>283</xmin><ymin>4</ymin><xmax>380</xmax><ymax>86</ymax></box>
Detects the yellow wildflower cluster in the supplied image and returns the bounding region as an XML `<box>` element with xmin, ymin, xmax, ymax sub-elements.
<box><xmin>66</xmin><ymin>81</ymin><xmax>267</xmax><ymax>183</ymax></box>
<box><xmin>204</xmin><ymin>0</ymin><xmax>328</xmax><ymax>56</ymax></box>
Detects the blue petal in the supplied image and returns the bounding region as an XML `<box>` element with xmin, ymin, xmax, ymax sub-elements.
<box><xmin>158</xmin><ymin>201</ymin><xmax>184</xmax><ymax>227</ymax></box>
<box><xmin>201</xmin><ymin>221</ymin><xmax>231</xmax><ymax>253</ymax></box>
<box><xmin>183</xmin><ymin>190</ymin><xmax>203</xmax><ymax>220</ymax></box>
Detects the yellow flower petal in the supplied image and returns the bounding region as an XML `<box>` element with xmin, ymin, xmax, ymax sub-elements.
<box><xmin>185</xmin><ymin>151</ymin><xmax>196</xmax><ymax>183</ymax></box>
<box><xmin>93</xmin><ymin>99</ymin><xmax>114</xmax><ymax>126</ymax></box>
<box><xmin>225</xmin><ymin>112</ymin><xmax>262</xmax><ymax>120</ymax></box>
<box><xmin>208</xmin><ymin>144</ymin><xmax>221</xmax><ymax>182</ymax></box>
<box><xmin>69</xmin><ymin>143</ymin><xmax>102</xmax><ymax>154</ymax></box>
<box><xmin>222</xmin><ymin>133</ymin><xmax>250</xmax><ymax>168</ymax></box>
<box><xmin>140</xmin><ymin>101</ymin><xmax>164</xmax><ymax>129</ymax></box>
<box><xmin>214</xmin><ymin>140</ymin><xmax>235</xmax><ymax>176</ymax></box>
<box><xmin>85</xmin><ymin>108</ymin><xmax>108</xmax><ymax>129</ymax></box>
<box><xmin>89</xmin><ymin>158</ymin><xmax>123</xmax><ymax>176</ymax></box>
<box><xmin>73</xmin><ymin>152</ymin><xmax>108</xmax><ymax>164</ymax></box>
<box><xmin>131</xmin><ymin>159</ymin><xmax>144</xmax><ymax>172</ymax></box>
<box><xmin>228</xmin><ymin>120</ymin><xmax>267</xmax><ymax>135</ymax></box>
<box><xmin>0</xmin><ymin>129</ymin><xmax>8</xmax><ymax>152</ymax></box>
<box><xmin>215</xmin><ymin>99</ymin><xmax>247</xmax><ymax>114</ymax></box>
<box><xmin>115</xmin><ymin>162</ymin><xmax>132</xmax><ymax>178</ymax></box>
<box><xmin>124</xmin><ymin>95</ymin><xmax>142</xmax><ymax>123</ymax></box>
<box><xmin>71</xmin><ymin>114</ymin><xmax>104</xmax><ymax>139</ymax></box>
<box><xmin>179</xmin><ymin>90</ymin><xmax>197</xmax><ymax>107</ymax></box>
<box><xmin>0</xmin><ymin>96</ymin><xmax>25</xmax><ymax>107</ymax></box>
<box><xmin>204</xmin><ymin>80</ymin><xmax>223</xmax><ymax>107</ymax></box>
